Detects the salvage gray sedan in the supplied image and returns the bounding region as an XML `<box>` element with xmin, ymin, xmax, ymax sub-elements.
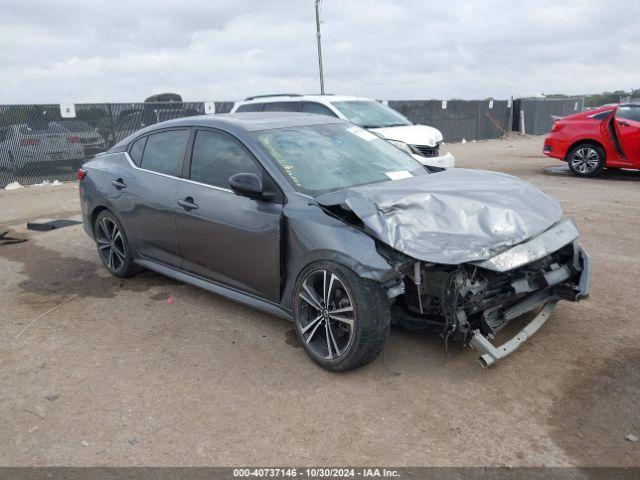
<box><xmin>78</xmin><ymin>113</ymin><xmax>589</xmax><ymax>371</ymax></box>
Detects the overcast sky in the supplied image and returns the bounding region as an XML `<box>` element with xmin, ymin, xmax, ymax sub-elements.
<box><xmin>0</xmin><ymin>0</ymin><xmax>638</xmax><ymax>103</ymax></box>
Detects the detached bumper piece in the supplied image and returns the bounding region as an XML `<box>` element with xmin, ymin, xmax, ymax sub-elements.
<box><xmin>470</xmin><ymin>301</ymin><xmax>556</xmax><ymax>368</ymax></box>
<box><xmin>469</xmin><ymin>244</ymin><xmax>590</xmax><ymax>368</ymax></box>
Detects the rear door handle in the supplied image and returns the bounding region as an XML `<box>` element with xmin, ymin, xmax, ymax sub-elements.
<box><xmin>177</xmin><ymin>197</ymin><xmax>199</xmax><ymax>210</ymax></box>
<box><xmin>111</xmin><ymin>178</ymin><xmax>126</xmax><ymax>189</ymax></box>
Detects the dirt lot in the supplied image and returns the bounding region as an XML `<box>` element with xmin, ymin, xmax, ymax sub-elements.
<box><xmin>1</xmin><ymin>135</ymin><xmax>638</xmax><ymax>467</ymax></box>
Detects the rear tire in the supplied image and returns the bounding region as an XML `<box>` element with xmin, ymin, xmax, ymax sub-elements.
<box><xmin>567</xmin><ymin>143</ymin><xmax>605</xmax><ymax>177</ymax></box>
<box><xmin>293</xmin><ymin>261</ymin><xmax>390</xmax><ymax>371</ymax></box>
<box><xmin>93</xmin><ymin>211</ymin><xmax>138</xmax><ymax>277</ymax></box>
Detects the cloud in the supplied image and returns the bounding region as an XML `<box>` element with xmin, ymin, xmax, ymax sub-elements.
<box><xmin>0</xmin><ymin>0</ymin><xmax>637</xmax><ymax>103</ymax></box>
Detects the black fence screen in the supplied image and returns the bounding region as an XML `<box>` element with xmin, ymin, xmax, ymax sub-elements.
<box><xmin>512</xmin><ymin>97</ymin><xmax>584</xmax><ymax>135</ymax></box>
<box><xmin>388</xmin><ymin>100</ymin><xmax>512</xmax><ymax>142</ymax></box>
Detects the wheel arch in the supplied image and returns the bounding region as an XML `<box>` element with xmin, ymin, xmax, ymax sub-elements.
<box><xmin>282</xmin><ymin>248</ymin><xmax>400</xmax><ymax>310</ymax></box>
<box><xmin>89</xmin><ymin>204</ymin><xmax>138</xmax><ymax>256</ymax></box>
<box><xmin>565</xmin><ymin>138</ymin><xmax>607</xmax><ymax>161</ymax></box>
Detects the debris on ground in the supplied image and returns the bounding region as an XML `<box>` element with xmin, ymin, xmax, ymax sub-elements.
<box><xmin>626</xmin><ymin>433</ymin><xmax>638</xmax><ymax>442</ymax></box>
<box><xmin>0</xmin><ymin>230</ymin><xmax>27</xmax><ymax>246</ymax></box>
<box><xmin>27</xmin><ymin>219</ymin><xmax>82</xmax><ymax>231</ymax></box>
<box><xmin>167</xmin><ymin>296</ymin><xmax>174</xmax><ymax>305</ymax></box>
<box><xmin>4</xmin><ymin>181</ymin><xmax>23</xmax><ymax>190</ymax></box>
<box><xmin>128</xmin><ymin>438</ymin><xmax>139</xmax><ymax>446</ymax></box>
<box><xmin>45</xmin><ymin>394</ymin><xmax>60</xmax><ymax>401</ymax></box>
<box><xmin>81</xmin><ymin>440</ymin><xmax>89</xmax><ymax>447</ymax></box>
<box><xmin>31</xmin><ymin>180</ymin><xmax>63</xmax><ymax>187</ymax></box>
<box><xmin>461</xmin><ymin>138</ymin><xmax>467</xmax><ymax>144</ymax></box>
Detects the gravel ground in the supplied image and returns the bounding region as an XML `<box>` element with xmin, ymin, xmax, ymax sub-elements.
<box><xmin>0</xmin><ymin>135</ymin><xmax>638</xmax><ymax>467</ymax></box>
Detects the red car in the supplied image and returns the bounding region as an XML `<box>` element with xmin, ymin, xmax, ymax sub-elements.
<box><xmin>544</xmin><ymin>104</ymin><xmax>640</xmax><ymax>177</ymax></box>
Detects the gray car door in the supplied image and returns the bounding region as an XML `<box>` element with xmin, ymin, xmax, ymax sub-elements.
<box><xmin>175</xmin><ymin>129</ymin><xmax>283</xmax><ymax>302</ymax></box>
<box><xmin>110</xmin><ymin>128</ymin><xmax>189</xmax><ymax>268</ymax></box>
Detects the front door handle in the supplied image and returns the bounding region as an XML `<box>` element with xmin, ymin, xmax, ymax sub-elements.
<box><xmin>618</xmin><ymin>120</ymin><xmax>630</xmax><ymax>127</ymax></box>
<box><xmin>111</xmin><ymin>178</ymin><xmax>126</xmax><ymax>189</ymax></box>
<box><xmin>177</xmin><ymin>197</ymin><xmax>199</xmax><ymax>210</ymax></box>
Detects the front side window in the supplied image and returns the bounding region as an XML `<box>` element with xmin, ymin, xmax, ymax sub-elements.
<box><xmin>190</xmin><ymin>130</ymin><xmax>262</xmax><ymax>189</ymax></box>
<box><xmin>253</xmin><ymin>123</ymin><xmax>427</xmax><ymax>197</ymax></box>
<box><xmin>617</xmin><ymin>106</ymin><xmax>640</xmax><ymax>122</ymax></box>
<box><xmin>140</xmin><ymin>129</ymin><xmax>188</xmax><ymax>176</ymax></box>
<box><xmin>301</xmin><ymin>102</ymin><xmax>337</xmax><ymax>117</ymax></box>
<box><xmin>331</xmin><ymin>101</ymin><xmax>411</xmax><ymax>128</ymax></box>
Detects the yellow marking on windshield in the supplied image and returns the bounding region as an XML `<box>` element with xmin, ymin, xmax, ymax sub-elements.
<box><xmin>260</xmin><ymin>135</ymin><xmax>302</xmax><ymax>186</ymax></box>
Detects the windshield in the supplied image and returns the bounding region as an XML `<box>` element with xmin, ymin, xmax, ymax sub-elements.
<box><xmin>331</xmin><ymin>101</ymin><xmax>411</xmax><ymax>128</ymax></box>
<box><xmin>253</xmin><ymin>123</ymin><xmax>427</xmax><ymax>197</ymax></box>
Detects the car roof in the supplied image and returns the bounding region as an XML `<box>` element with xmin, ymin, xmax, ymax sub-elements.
<box><xmin>159</xmin><ymin>112</ymin><xmax>345</xmax><ymax>131</ymax></box>
<box><xmin>238</xmin><ymin>94</ymin><xmax>375</xmax><ymax>104</ymax></box>
<box><xmin>111</xmin><ymin>112</ymin><xmax>347</xmax><ymax>149</ymax></box>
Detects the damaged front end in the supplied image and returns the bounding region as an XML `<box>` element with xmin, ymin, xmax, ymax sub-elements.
<box><xmin>384</xmin><ymin>229</ymin><xmax>589</xmax><ymax>367</ymax></box>
<box><xmin>317</xmin><ymin>169</ymin><xmax>590</xmax><ymax>367</ymax></box>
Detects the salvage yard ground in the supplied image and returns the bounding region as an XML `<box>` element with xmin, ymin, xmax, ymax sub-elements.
<box><xmin>0</xmin><ymin>135</ymin><xmax>638</xmax><ymax>466</ymax></box>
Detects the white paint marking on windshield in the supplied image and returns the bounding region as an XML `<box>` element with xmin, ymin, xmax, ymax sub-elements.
<box><xmin>385</xmin><ymin>171</ymin><xmax>413</xmax><ymax>180</ymax></box>
<box><xmin>346</xmin><ymin>126</ymin><xmax>377</xmax><ymax>142</ymax></box>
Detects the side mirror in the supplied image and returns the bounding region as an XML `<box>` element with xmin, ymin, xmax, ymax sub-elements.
<box><xmin>229</xmin><ymin>172</ymin><xmax>263</xmax><ymax>199</ymax></box>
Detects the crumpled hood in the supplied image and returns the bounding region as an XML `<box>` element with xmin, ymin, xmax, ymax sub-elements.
<box><xmin>369</xmin><ymin>124</ymin><xmax>443</xmax><ymax>146</ymax></box>
<box><xmin>317</xmin><ymin>168</ymin><xmax>564</xmax><ymax>265</ymax></box>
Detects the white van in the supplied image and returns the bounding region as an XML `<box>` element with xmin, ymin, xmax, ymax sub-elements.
<box><xmin>230</xmin><ymin>94</ymin><xmax>455</xmax><ymax>168</ymax></box>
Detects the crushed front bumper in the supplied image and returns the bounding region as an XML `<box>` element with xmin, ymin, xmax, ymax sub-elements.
<box><xmin>469</xmin><ymin>244</ymin><xmax>590</xmax><ymax>368</ymax></box>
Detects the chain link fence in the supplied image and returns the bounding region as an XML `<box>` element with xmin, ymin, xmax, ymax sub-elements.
<box><xmin>1</xmin><ymin>97</ymin><xmax>585</xmax><ymax>188</ymax></box>
<box><xmin>0</xmin><ymin>101</ymin><xmax>235</xmax><ymax>188</ymax></box>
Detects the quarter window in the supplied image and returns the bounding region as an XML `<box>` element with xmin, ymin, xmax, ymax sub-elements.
<box><xmin>617</xmin><ymin>106</ymin><xmax>640</xmax><ymax>122</ymax></box>
<box><xmin>190</xmin><ymin>130</ymin><xmax>262</xmax><ymax>189</ymax></box>
<box><xmin>236</xmin><ymin>103</ymin><xmax>263</xmax><ymax>112</ymax></box>
<box><xmin>129</xmin><ymin>136</ymin><xmax>147</xmax><ymax>166</ymax></box>
<box><xmin>301</xmin><ymin>102</ymin><xmax>337</xmax><ymax>117</ymax></box>
<box><xmin>140</xmin><ymin>129</ymin><xmax>188</xmax><ymax>176</ymax></box>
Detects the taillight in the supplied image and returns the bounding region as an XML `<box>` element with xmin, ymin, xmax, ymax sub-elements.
<box><xmin>67</xmin><ymin>135</ymin><xmax>81</xmax><ymax>143</ymax></box>
<box><xmin>552</xmin><ymin>122</ymin><xmax>564</xmax><ymax>133</ymax></box>
<box><xmin>20</xmin><ymin>138</ymin><xmax>40</xmax><ymax>146</ymax></box>
<box><xmin>77</xmin><ymin>168</ymin><xmax>87</xmax><ymax>181</ymax></box>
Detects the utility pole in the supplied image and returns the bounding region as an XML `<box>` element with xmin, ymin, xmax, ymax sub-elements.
<box><xmin>315</xmin><ymin>0</ymin><xmax>325</xmax><ymax>94</ymax></box>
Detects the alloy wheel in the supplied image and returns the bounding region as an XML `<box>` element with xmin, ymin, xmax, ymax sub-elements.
<box><xmin>570</xmin><ymin>147</ymin><xmax>600</xmax><ymax>175</ymax></box>
<box><xmin>96</xmin><ymin>217</ymin><xmax>126</xmax><ymax>272</ymax></box>
<box><xmin>297</xmin><ymin>269</ymin><xmax>356</xmax><ymax>360</ymax></box>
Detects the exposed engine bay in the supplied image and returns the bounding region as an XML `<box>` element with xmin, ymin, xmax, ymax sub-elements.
<box><xmin>388</xmin><ymin>242</ymin><xmax>583</xmax><ymax>343</ymax></box>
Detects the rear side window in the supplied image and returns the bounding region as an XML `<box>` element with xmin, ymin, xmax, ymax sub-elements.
<box><xmin>262</xmin><ymin>102</ymin><xmax>300</xmax><ymax>112</ymax></box>
<box><xmin>236</xmin><ymin>103</ymin><xmax>263</xmax><ymax>112</ymax></box>
<box><xmin>190</xmin><ymin>130</ymin><xmax>262</xmax><ymax>189</ymax></box>
<box><xmin>140</xmin><ymin>129</ymin><xmax>189</xmax><ymax>176</ymax></box>
<box><xmin>301</xmin><ymin>102</ymin><xmax>337</xmax><ymax>117</ymax></box>
<box><xmin>590</xmin><ymin>111</ymin><xmax>612</xmax><ymax>121</ymax></box>
<box><xmin>617</xmin><ymin>106</ymin><xmax>640</xmax><ymax>122</ymax></box>
<box><xmin>129</xmin><ymin>136</ymin><xmax>147</xmax><ymax>166</ymax></box>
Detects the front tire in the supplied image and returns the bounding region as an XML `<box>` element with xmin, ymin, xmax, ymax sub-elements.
<box><xmin>293</xmin><ymin>261</ymin><xmax>390</xmax><ymax>371</ymax></box>
<box><xmin>93</xmin><ymin>211</ymin><xmax>137</xmax><ymax>277</ymax></box>
<box><xmin>567</xmin><ymin>143</ymin><xmax>605</xmax><ymax>177</ymax></box>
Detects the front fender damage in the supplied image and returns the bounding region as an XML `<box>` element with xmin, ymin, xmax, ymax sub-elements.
<box><xmin>312</xmin><ymin>172</ymin><xmax>590</xmax><ymax>367</ymax></box>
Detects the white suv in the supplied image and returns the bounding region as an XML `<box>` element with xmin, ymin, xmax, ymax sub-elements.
<box><xmin>230</xmin><ymin>94</ymin><xmax>454</xmax><ymax>168</ymax></box>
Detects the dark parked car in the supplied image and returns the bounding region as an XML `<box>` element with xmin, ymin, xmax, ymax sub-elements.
<box><xmin>79</xmin><ymin>113</ymin><xmax>589</xmax><ymax>371</ymax></box>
